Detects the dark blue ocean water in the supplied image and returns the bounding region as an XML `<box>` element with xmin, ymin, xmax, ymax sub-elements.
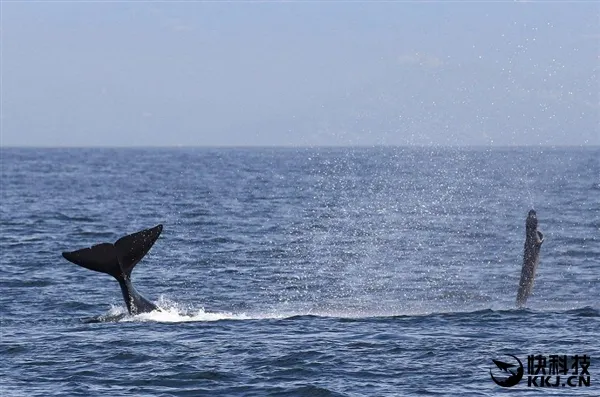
<box><xmin>1</xmin><ymin>147</ymin><xmax>599</xmax><ymax>396</ymax></box>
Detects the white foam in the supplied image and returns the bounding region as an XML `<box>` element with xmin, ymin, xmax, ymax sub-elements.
<box><xmin>124</xmin><ymin>307</ymin><xmax>252</xmax><ymax>323</ymax></box>
<box><xmin>100</xmin><ymin>298</ymin><xmax>597</xmax><ymax>324</ymax></box>
<box><xmin>106</xmin><ymin>297</ymin><xmax>288</xmax><ymax>323</ymax></box>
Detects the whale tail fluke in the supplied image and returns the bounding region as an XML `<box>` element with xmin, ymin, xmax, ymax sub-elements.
<box><xmin>61</xmin><ymin>224</ymin><xmax>163</xmax><ymax>315</ymax></box>
<box><xmin>114</xmin><ymin>224</ymin><xmax>163</xmax><ymax>277</ymax></box>
<box><xmin>62</xmin><ymin>242</ymin><xmax>121</xmax><ymax>279</ymax></box>
<box><xmin>62</xmin><ymin>224</ymin><xmax>163</xmax><ymax>279</ymax></box>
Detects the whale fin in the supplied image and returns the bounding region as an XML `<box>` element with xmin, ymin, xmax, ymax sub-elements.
<box><xmin>62</xmin><ymin>243</ymin><xmax>121</xmax><ymax>279</ymax></box>
<box><xmin>516</xmin><ymin>210</ymin><xmax>543</xmax><ymax>308</ymax></box>
<box><xmin>114</xmin><ymin>224</ymin><xmax>163</xmax><ymax>277</ymax></box>
<box><xmin>62</xmin><ymin>224</ymin><xmax>163</xmax><ymax>280</ymax></box>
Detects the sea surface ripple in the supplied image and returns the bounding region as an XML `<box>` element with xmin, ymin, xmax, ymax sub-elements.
<box><xmin>1</xmin><ymin>147</ymin><xmax>599</xmax><ymax>396</ymax></box>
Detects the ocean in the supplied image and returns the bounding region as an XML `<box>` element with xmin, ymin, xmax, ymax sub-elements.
<box><xmin>1</xmin><ymin>147</ymin><xmax>599</xmax><ymax>396</ymax></box>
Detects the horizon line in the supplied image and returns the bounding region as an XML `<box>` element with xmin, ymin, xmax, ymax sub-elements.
<box><xmin>1</xmin><ymin>143</ymin><xmax>599</xmax><ymax>150</ymax></box>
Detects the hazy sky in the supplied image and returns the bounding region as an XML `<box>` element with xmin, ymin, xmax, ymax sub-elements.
<box><xmin>1</xmin><ymin>1</ymin><xmax>599</xmax><ymax>147</ymax></box>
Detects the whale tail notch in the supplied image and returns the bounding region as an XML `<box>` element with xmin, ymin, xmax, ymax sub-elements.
<box><xmin>62</xmin><ymin>224</ymin><xmax>163</xmax><ymax>280</ymax></box>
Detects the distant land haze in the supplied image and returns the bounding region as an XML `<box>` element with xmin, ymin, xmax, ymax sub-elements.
<box><xmin>1</xmin><ymin>2</ymin><xmax>598</xmax><ymax>147</ymax></box>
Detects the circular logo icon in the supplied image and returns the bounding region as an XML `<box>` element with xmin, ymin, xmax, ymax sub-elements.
<box><xmin>490</xmin><ymin>355</ymin><xmax>524</xmax><ymax>387</ymax></box>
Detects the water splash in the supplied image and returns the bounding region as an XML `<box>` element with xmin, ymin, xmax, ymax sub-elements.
<box><xmin>82</xmin><ymin>293</ymin><xmax>600</xmax><ymax>324</ymax></box>
<box><xmin>85</xmin><ymin>297</ymin><xmax>288</xmax><ymax>323</ymax></box>
<box><xmin>123</xmin><ymin>306</ymin><xmax>254</xmax><ymax>323</ymax></box>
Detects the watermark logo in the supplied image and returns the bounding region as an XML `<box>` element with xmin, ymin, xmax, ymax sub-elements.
<box><xmin>489</xmin><ymin>355</ymin><xmax>524</xmax><ymax>387</ymax></box>
<box><xmin>490</xmin><ymin>354</ymin><xmax>591</xmax><ymax>388</ymax></box>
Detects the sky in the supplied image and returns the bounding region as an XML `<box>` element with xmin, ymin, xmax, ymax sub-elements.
<box><xmin>1</xmin><ymin>1</ymin><xmax>599</xmax><ymax>147</ymax></box>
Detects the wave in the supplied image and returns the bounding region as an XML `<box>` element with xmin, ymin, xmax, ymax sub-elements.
<box><xmin>53</xmin><ymin>212</ymin><xmax>96</xmax><ymax>222</ymax></box>
<box><xmin>80</xmin><ymin>297</ymin><xmax>599</xmax><ymax>324</ymax></box>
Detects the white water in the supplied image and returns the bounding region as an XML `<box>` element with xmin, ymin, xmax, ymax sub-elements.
<box><xmin>101</xmin><ymin>296</ymin><xmax>288</xmax><ymax>323</ymax></box>
<box><xmin>96</xmin><ymin>294</ymin><xmax>597</xmax><ymax>324</ymax></box>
